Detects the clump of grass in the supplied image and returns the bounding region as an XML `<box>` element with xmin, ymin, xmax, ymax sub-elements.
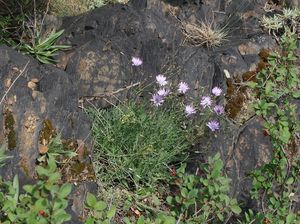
<box><xmin>182</xmin><ymin>20</ymin><xmax>228</xmax><ymax>47</ymax></box>
<box><xmin>87</xmin><ymin>101</ymin><xmax>190</xmax><ymax>190</ymax></box>
<box><xmin>49</xmin><ymin>0</ymin><xmax>90</xmax><ymax>16</ymax></box>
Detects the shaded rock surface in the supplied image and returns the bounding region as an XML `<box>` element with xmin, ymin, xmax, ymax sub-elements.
<box><xmin>0</xmin><ymin>0</ymin><xmax>289</xmax><ymax>222</ymax></box>
<box><xmin>0</xmin><ymin>46</ymin><xmax>94</xmax><ymax>222</ymax></box>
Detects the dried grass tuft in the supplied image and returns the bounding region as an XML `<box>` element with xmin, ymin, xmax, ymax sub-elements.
<box><xmin>182</xmin><ymin>20</ymin><xmax>228</xmax><ymax>47</ymax></box>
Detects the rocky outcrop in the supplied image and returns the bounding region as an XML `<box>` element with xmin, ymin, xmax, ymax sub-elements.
<box><xmin>0</xmin><ymin>0</ymin><xmax>287</xmax><ymax>221</ymax></box>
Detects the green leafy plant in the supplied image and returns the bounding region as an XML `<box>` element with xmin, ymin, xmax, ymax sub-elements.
<box><xmin>84</xmin><ymin>192</ymin><xmax>117</xmax><ymax>224</ymax></box>
<box><xmin>0</xmin><ymin>145</ymin><xmax>12</xmax><ymax>168</ymax></box>
<box><xmin>20</xmin><ymin>29</ymin><xmax>70</xmax><ymax>64</ymax></box>
<box><xmin>249</xmin><ymin>28</ymin><xmax>299</xmax><ymax>146</ymax></box>
<box><xmin>261</xmin><ymin>7</ymin><xmax>300</xmax><ymax>35</ymax></box>
<box><xmin>37</xmin><ymin>135</ymin><xmax>77</xmax><ymax>164</ymax></box>
<box><xmin>249</xmin><ymin>152</ymin><xmax>300</xmax><ymax>224</ymax></box>
<box><xmin>246</xmin><ymin>27</ymin><xmax>300</xmax><ymax>224</ymax></box>
<box><xmin>0</xmin><ymin>154</ymin><xmax>72</xmax><ymax>224</ymax></box>
<box><xmin>87</xmin><ymin>101</ymin><xmax>191</xmax><ymax>189</ymax></box>
<box><xmin>166</xmin><ymin>153</ymin><xmax>241</xmax><ymax>223</ymax></box>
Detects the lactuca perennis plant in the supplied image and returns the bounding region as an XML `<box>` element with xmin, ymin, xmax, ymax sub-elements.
<box><xmin>0</xmin><ymin>155</ymin><xmax>72</xmax><ymax>224</ymax></box>
<box><xmin>151</xmin><ymin>74</ymin><xmax>225</xmax><ymax>132</ymax></box>
<box><xmin>87</xmin><ymin>101</ymin><xmax>190</xmax><ymax>189</ymax></box>
<box><xmin>166</xmin><ymin>153</ymin><xmax>241</xmax><ymax>223</ymax></box>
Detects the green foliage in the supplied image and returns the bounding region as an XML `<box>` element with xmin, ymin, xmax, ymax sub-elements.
<box><xmin>0</xmin><ymin>155</ymin><xmax>72</xmax><ymax>224</ymax></box>
<box><xmin>87</xmin><ymin>101</ymin><xmax>191</xmax><ymax>189</ymax></box>
<box><xmin>84</xmin><ymin>192</ymin><xmax>117</xmax><ymax>224</ymax></box>
<box><xmin>37</xmin><ymin>135</ymin><xmax>77</xmax><ymax>164</ymax></box>
<box><xmin>249</xmin><ymin>151</ymin><xmax>300</xmax><ymax>223</ymax></box>
<box><xmin>0</xmin><ymin>145</ymin><xmax>12</xmax><ymax>168</ymax></box>
<box><xmin>246</xmin><ymin>27</ymin><xmax>300</xmax><ymax>224</ymax></box>
<box><xmin>20</xmin><ymin>30</ymin><xmax>70</xmax><ymax>64</ymax></box>
<box><xmin>250</xmin><ymin>28</ymin><xmax>300</xmax><ymax>146</ymax></box>
<box><xmin>166</xmin><ymin>154</ymin><xmax>241</xmax><ymax>223</ymax></box>
<box><xmin>261</xmin><ymin>7</ymin><xmax>300</xmax><ymax>33</ymax></box>
<box><xmin>0</xmin><ymin>15</ymin><xmax>25</xmax><ymax>46</ymax></box>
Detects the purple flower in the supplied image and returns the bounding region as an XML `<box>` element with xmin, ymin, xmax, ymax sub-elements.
<box><xmin>178</xmin><ymin>82</ymin><xmax>189</xmax><ymax>94</ymax></box>
<box><xmin>157</xmin><ymin>88</ymin><xmax>169</xmax><ymax>97</ymax></box>
<box><xmin>200</xmin><ymin>96</ymin><xmax>212</xmax><ymax>108</ymax></box>
<box><xmin>132</xmin><ymin>57</ymin><xmax>143</xmax><ymax>66</ymax></box>
<box><xmin>212</xmin><ymin>87</ymin><xmax>222</xmax><ymax>96</ymax></box>
<box><xmin>150</xmin><ymin>93</ymin><xmax>164</xmax><ymax>106</ymax></box>
<box><xmin>156</xmin><ymin>74</ymin><xmax>168</xmax><ymax>86</ymax></box>
<box><xmin>213</xmin><ymin>105</ymin><xmax>224</xmax><ymax>115</ymax></box>
<box><xmin>206</xmin><ymin>120</ymin><xmax>220</xmax><ymax>131</ymax></box>
<box><xmin>185</xmin><ymin>105</ymin><xmax>196</xmax><ymax>116</ymax></box>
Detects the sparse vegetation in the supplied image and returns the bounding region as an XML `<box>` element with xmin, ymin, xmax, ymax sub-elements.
<box><xmin>0</xmin><ymin>1</ymin><xmax>299</xmax><ymax>223</ymax></box>
<box><xmin>182</xmin><ymin>20</ymin><xmax>228</xmax><ymax>47</ymax></box>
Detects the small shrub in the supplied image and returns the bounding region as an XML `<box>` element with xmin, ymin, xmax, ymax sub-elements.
<box><xmin>0</xmin><ymin>155</ymin><xmax>72</xmax><ymax>224</ymax></box>
<box><xmin>246</xmin><ymin>27</ymin><xmax>300</xmax><ymax>224</ymax></box>
<box><xmin>166</xmin><ymin>154</ymin><xmax>241</xmax><ymax>223</ymax></box>
<box><xmin>84</xmin><ymin>192</ymin><xmax>117</xmax><ymax>224</ymax></box>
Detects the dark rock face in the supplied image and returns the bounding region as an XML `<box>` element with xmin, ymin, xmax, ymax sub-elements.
<box><xmin>0</xmin><ymin>46</ymin><xmax>93</xmax><ymax>222</ymax></box>
<box><xmin>0</xmin><ymin>0</ymin><xmax>282</xmax><ymax>221</ymax></box>
<box><xmin>0</xmin><ymin>46</ymin><xmax>91</xmax><ymax>177</ymax></box>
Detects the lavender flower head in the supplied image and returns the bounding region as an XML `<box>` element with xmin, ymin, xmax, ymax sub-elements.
<box><xmin>185</xmin><ymin>105</ymin><xmax>196</xmax><ymax>116</ymax></box>
<box><xmin>178</xmin><ymin>82</ymin><xmax>189</xmax><ymax>94</ymax></box>
<box><xmin>157</xmin><ymin>88</ymin><xmax>170</xmax><ymax>97</ymax></box>
<box><xmin>206</xmin><ymin>120</ymin><xmax>220</xmax><ymax>131</ymax></box>
<box><xmin>212</xmin><ymin>87</ymin><xmax>222</xmax><ymax>96</ymax></box>
<box><xmin>200</xmin><ymin>96</ymin><xmax>212</xmax><ymax>108</ymax></box>
<box><xmin>156</xmin><ymin>74</ymin><xmax>168</xmax><ymax>86</ymax></box>
<box><xmin>150</xmin><ymin>93</ymin><xmax>164</xmax><ymax>106</ymax></box>
<box><xmin>213</xmin><ymin>105</ymin><xmax>225</xmax><ymax>115</ymax></box>
<box><xmin>132</xmin><ymin>57</ymin><xmax>143</xmax><ymax>66</ymax></box>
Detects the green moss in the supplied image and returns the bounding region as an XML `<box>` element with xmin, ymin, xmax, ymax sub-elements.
<box><xmin>4</xmin><ymin>110</ymin><xmax>17</xmax><ymax>150</ymax></box>
<box><xmin>39</xmin><ymin>119</ymin><xmax>56</xmax><ymax>145</ymax></box>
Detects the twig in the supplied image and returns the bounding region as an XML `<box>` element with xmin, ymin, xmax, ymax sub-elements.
<box><xmin>176</xmin><ymin>213</ymin><xmax>183</xmax><ymax>224</ymax></box>
<box><xmin>0</xmin><ymin>61</ymin><xmax>30</xmax><ymax>106</ymax></box>
<box><xmin>79</xmin><ymin>82</ymin><xmax>140</xmax><ymax>102</ymax></box>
